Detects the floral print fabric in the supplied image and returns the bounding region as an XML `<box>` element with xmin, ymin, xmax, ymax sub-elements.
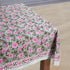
<box><xmin>0</xmin><ymin>3</ymin><xmax>60</xmax><ymax>70</ymax></box>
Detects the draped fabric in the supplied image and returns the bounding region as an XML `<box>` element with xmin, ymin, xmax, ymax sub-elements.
<box><xmin>0</xmin><ymin>3</ymin><xmax>60</xmax><ymax>70</ymax></box>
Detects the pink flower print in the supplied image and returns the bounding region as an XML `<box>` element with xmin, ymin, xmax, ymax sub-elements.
<box><xmin>18</xmin><ymin>19</ymin><xmax>23</xmax><ymax>21</ymax></box>
<box><xmin>45</xmin><ymin>28</ymin><xmax>49</xmax><ymax>31</ymax></box>
<box><xmin>17</xmin><ymin>36</ymin><xmax>23</xmax><ymax>40</ymax></box>
<box><xmin>45</xmin><ymin>34</ymin><xmax>48</xmax><ymax>37</ymax></box>
<box><xmin>19</xmin><ymin>23</ymin><xmax>23</xmax><ymax>26</ymax></box>
<box><xmin>4</xmin><ymin>19</ymin><xmax>9</xmax><ymax>21</ymax></box>
<box><xmin>0</xmin><ymin>35</ymin><xmax>2</xmax><ymax>37</ymax></box>
<box><xmin>9</xmin><ymin>63</ymin><xmax>12</xmax><ymax>66</ymax></box>
<box><xmin>6</xmin><ymin>30</ymin><xmax>12</xmax><ymax>33</ymax></box>
<box><xmin>9</xmin><ymin>54</ymin><xmax>13</xmax><ymax>58</ymax></box>
<box><xmin>56</xmin><ymin>37</ymin><xmax>59</xmax><ymax>41</ymax></box>
<box><xmin>8</xmin><ymin>23</ymin><xmax>11</xmax><ymax>25</ymax></box>
<box><xmin>29</xmin><ymin>23</ymin><xmax>33</xmax><ymax>25</ymax></box>
<box><xmin>40</xmin><ymin>53</ymin><xmax>43</xmax><ymax>56</ymax></box>
<box><xmin>37</xmin><ymin>31</ymin><xmax>42</xmax><ymax>35</ymax></box>
<box><xmin>27</xmin><ymin>32</ymin><xmax>31</xmax><ymax>35</ymax></box>
<box><xmin>21</xmin><ymin>16</ymin><xmax>25</xmax><ymax>18</ymax></box>
<box><xmin>23</xmin><ymin>43</ymin><xmax>28</xmax><ymax>48</ymax></box>
<box><xmin>33</xmin><ymin>57</ymin><xmax>36</xmax><ymax>60</ymax></box>
<box><xmin>42</xmin><ymin>38</ymin><xmax>46</xmax><ymax>42</ymax></box>
<box><xmin>37</xmin><ymin>47</ymin><xmax>41</xmax><ymax>52</ymax></box>
<box><xmin>18</xmin><ymin>47</ymin><xmax>22</xmax><ymax>51</ymax></box>
<box><xmin>0</xmin><ymin>27</ymin><xmax>4</xmax><ymax>29</ymax></box>
<box><xmin>0</xmin><ymin>12</ymin><xmax>3</xmax><ymax>15</ymax></box>
<box><xmin>14</xmin><ymin>32</ymin><xmax>18</xmax><ymax>35</ymax></box>
<box><xmin>5</xmin><ymin>44</ymin><xmax>9</xmax><ymax>48</ymax></box>
<box><xmin>12</xmin><ymin>43</ymin><xmax>18</xmax><ymax>48</ymax></box>
<box><xmin>33</xmin><ymin>28</ymin><xmax>37</xmax><ymax>30</ymax></box>
<box><xmin>6</xmin><ymin>37</ymin><xmax>10</xmax><ymax>40</ymax></box>
<box><xmin>2</xmin><ymin>49</ymin><xmax>7</xmax><ymax>53</ymax></box>
<box><xmin>34</xmin><ymin>50</ymin><xmax>36</xmax><ymax>52</ymax></box>
<box><xmin>10</xmin><ymin>26</ymin><xmax>15</xmax><ymax>29</ymax></box>
<box><xmin>35</xmin><ymin>16</ymin><xmax>38</xmax><ymax>18</ymax></box>
<box><xmin>26</xmin><ymin>26</ymin><xmax>31</xmax><ymax>29</ymax></box>
<box><xmin>1</xmin><ymin>22</ymin><xmax>5</xmax><ymax>25</ymax></box>
<box><xmin>19</xmin><ymin>53</ymin><xmax>24</xmax><ymax>58</ymax></box>
<box><xmin>18</xmin><ymin>62</ymin><xmax>21</xmax><ymax>65</ymax></box>
<box><xmin>0</xmin><ymin>59</ymin><xmax>3</xmax><ymax>64</ymax></box>
<box><xmin>0</xmin><ymin>67</ymin><xmax>3</xmax><ymax>70</ymax></box>
<box><xmin>27</xmin><ymin>39</ymin><xmax>30</xmax><ymax>42</ymax></box>
<box><xmin>29</xmin><ymin>48</ymin><xmax>33</xmax><ymax>52</ymax></box>
<box><xmin>50</xmin><ymin>33</ymin><xmax>54</xmax><ymax>38</ymax></box>
<box><xmin>26</xmin><ymin>58</ymin><xmax>29</xmax><ymax>62</ymax></box>
<box><xmin>37</xmin><ymin>41</ymin><xmax>41</xmax><ymax>45</ymax></box>
<box><xmin>43</xmin><ymin>23</ymin><xmax>47</xmax><ymax>25</ymax></box>
<box><xmin>2</xmin><ymin>16</ymin><xmax>5</xmax><ymax>18</ymax></box>
<box><xmin>18</xmin><ymin>30</ymin><xmax>22</xmax><ymax>33</ymax></box>
<box><xmin>11</xmin><ymin>20</ymin><xmax>15</xmax><ymax>24</ymax></box>
<box><xmin>46</xmin><ymin>43</ymin><xmax>49</xmax><ymax>47</ymax></box>
<box><xmin>33</xmin><ymin>37</ymin><xmax>38</xmax><ymax>42</ymax></box>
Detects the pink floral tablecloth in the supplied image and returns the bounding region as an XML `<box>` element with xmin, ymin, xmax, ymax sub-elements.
<box><xmin>0</xmin><ymin>3</ymin><xmax>60</xmax><ymax>70</ymax></box>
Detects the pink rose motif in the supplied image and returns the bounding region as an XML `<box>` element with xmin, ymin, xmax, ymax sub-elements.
<box><xmin>2</xmin><ymin>16</ymin><xmax>5</xmax><ymax>18</ymax></box>
<box><xmin>0</xmin><ymin>59</ymin><xmax>3</xmax><ymax>64</ymax></box>
<box><xmin>18</xmin><ymin>62</ymin><xmax>21</xmax><ymax>65</ymax></box>
<box><xmin>17</xmin><ymin>36</ymin><xmax>23</xmax><ymax>40</ymax></box>
<box><xmin>46</xmin><ymin>43</ymin><xmax>49</xmax><ymax>47</ymax></box>
<box><xmin>6</xmin><ymin>37</ymin><xmax>10</xmax><ymax>40</ymax></box>
<box><xmin>0</xmin><ymin>27</ymin><xmax>4</xmax><ymax>29</ymax></box>
<box><xmin>19</xmin><ymin>53</ymin><xmax>24</xmax><ymax>58</ymax></box>
<box><xmin>0</xmin><ymin>67</ymin><xmax>3</xmax><ymax>70</ymax></box>
<box><xmin>45</xmin><ymin>34</ymin><xmax>48</xmax><ymax>37</ymax></box>
<box><xmin>18</xmin><ymin>47</ymin><xmax>22</xmax><ymax>51</ymax></box>
<box><xmin>37</xmin><ymin>41</ymin><xmax>41</xmax><ymax>45</ymax></box>
<box><xmin>26</xmin><ymin>58</ymin><xmax>29</xmax><ymax>62</ymax></box>
<box><xmin>50</xmin><ymin>33</ymin><xmax>54</xmax><ymax>38</ymax></box>
<box><xmin>10</xmin><ymin>26</ymin><xmax>15</xmax><ymax>29</ymax></box>
<box><xmin>5</xmin><ymin>44</ymin><xmax>9</xmax><ymax>48</ymax></box>
<box><xmin>14</xmin><ymin>32</ymin><xmax>18</xmax><ymax>35</ymax></box>
<box><xmin>19</xmin><ymin>23</ymin><xmax>23</xmax><ymax>26</ymax></box>
<box><xmin>0</xmin><ymin>12</ymin><xmax>3</xmax><ymax>15</ymax></box>
<box><xmin>37</xmin><ymin>47</ymin><xmax>41</xmax><ymax>52</ymax></box>
<box><xmin>45</xmin><ymin>28</ymin><xmax>49</xmax><ymax>31</ymax></box>
<box><xmin>2</xmin><ymin>49</ymin><xmax>7</xmax><ymax>53</ymax></box>
<box><xmin>18</xmin><ymin>19</ymin><xmax>23</xmax><ymax>21</ymax></box>
<box><xmin>37</xmin><ymin>31</ymin><xmax>42</xmax><ymax>35</ymax></box>
<box><xmin>56</xmin><ymin>37</ymin><xmax>59</xmax><ymax>41</ymax></box>
<box><xmin>12</xmin><ymin>43</ymin><xmax>18</xmax><ymax>48</ymax></box>
<box><xmin>42</xmin><ymin>38</ymin><xmax>46</xmax><ymax>42</ymax></box>
<box><xmin>9</xmin><ymin>54</ymin><xmax>13</xmax><ymax>58</ymax></box>
<box><xmin>27</xmin><ymin>39</ymin><xmax>30</xmax><ymax>42</ymax></box>
<box><xmin>33</xmin><ymin>37</ymin><xmax>38</xmax><ymax>42</ymax></box>
<box><xmin>1</xmin><ymin>22</ymin><xmax>5</xmax><ymax>24</ymax></box>
<box><xmin>9</xmin><ymin>63</ymin><xmax>12</xmax><ymax>66</ymax></box>
<box><xmin>29</xmin><ymin>23</ymin><xmax>33</xmax><ymax>25</ymax></box>
<box><xmin>40</xmin><ymin>53</ymin><xmax>43</xmax><ymax>56</ymax></box>
<box><xmin>33</xmin><ymin>57</ymin><xmax>36</xmax><ymax>60</ymax></box>
<box><xmin>27</xmin><ymin>32</ymin><xmax>31</xmax><ymax>35</ymax></box>
<box><xmin>29</xmin><ymin>48</ymin><xmax>33</xmax><ymax>52</ymax></box>
<box><xmin>23</xmin><ymin>43</ymin><xmax>28</xmax><ymax>48</ymax></box>
<box><xmin>18</xmin><ymin>30</ymin><xmax>22</xmax><ymax>33</ymax></box>
<box><xmin>6</xmin><ymin>30</ymin><xmax>12</xmax><ymax>33</ymax></box>
<box><xmin>4</xmin><ymin>19</ymin><xmax>9</xmax><ymax>21</ymax></box>
<box><xmin>26</xmin><ymin>26</ymin><xmax>31</xmax><ymax>29</ymax></box>
<box><xmin>0</xmin><ymin>35</ymin><xmax>2</xmax><ymax>37</ymax></box>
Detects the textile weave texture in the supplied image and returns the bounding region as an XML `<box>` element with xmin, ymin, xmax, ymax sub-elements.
<box><xmin>0</xmin><ymin>3</ymin><xmax>60</xmax><ymax>70</ymax></box>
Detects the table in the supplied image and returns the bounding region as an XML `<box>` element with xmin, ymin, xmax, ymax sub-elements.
<box><xmin>0</xmin><ymin>3</ymin><xmax>60</xmax><ymax>70</ymax></box>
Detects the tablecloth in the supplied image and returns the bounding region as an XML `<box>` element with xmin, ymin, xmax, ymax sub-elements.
<box><xmin>0</xmin><ymin>3</ymin><xmax>60</xmax><ymax>70</ymax></box>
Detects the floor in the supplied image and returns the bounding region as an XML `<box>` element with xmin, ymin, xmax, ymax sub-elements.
<box><xmin>0</xmin><ymin>0</ymin><xmax>70</xmax><ymax>7</ymax></box>
<box><xmin>19</xmin><ymin>2</ymin><xmax>70</xmax><ymax>70</ymax></box>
